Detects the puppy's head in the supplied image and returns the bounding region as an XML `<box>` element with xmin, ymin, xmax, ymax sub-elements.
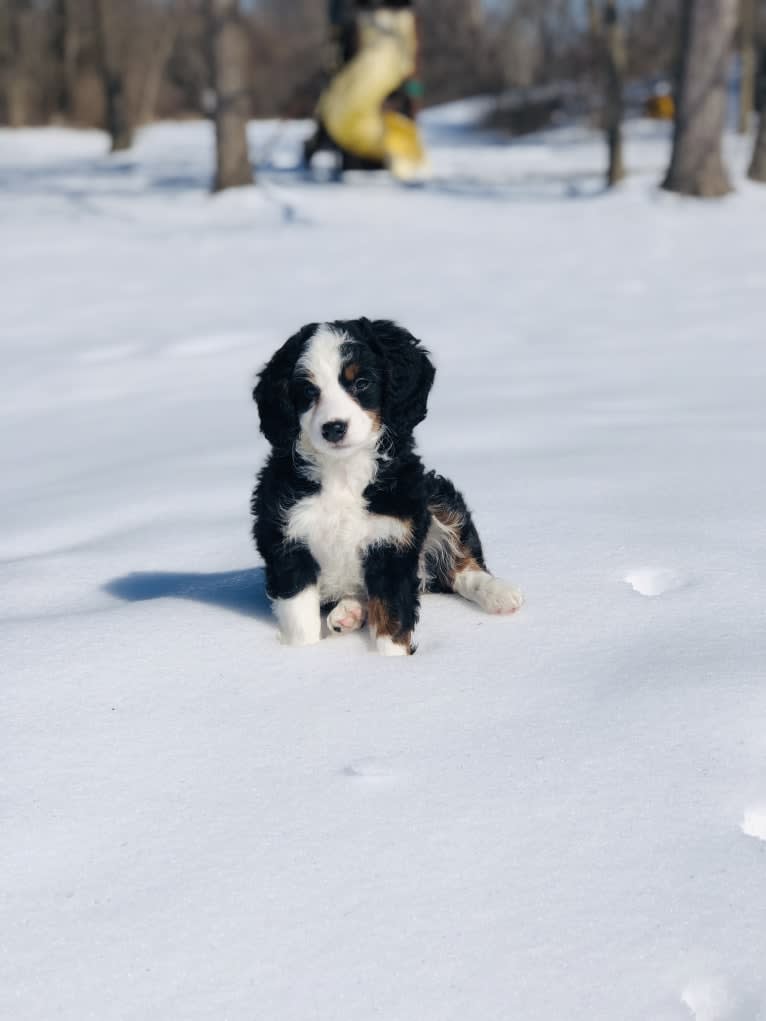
<box><xmin>254</xmin><ymin>319</ymin><xmax>435</xmax><ymax>457</ymax></box>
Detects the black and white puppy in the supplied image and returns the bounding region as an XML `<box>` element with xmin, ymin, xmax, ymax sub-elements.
<box><xmin>252</xmin><ymin>318</ymin><xmax>523</xmax><ymax>656</ymax></box>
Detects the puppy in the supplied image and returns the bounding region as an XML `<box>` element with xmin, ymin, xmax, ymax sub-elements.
<box><xmin>252</xmin><ymin>318</ymin><xmax>523</xmax><ymax>656</ymax></box>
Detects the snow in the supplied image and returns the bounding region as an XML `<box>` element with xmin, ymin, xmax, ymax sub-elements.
<box><xmin>2</xmin><ymin>110</ymin><xmax>766</xmax><ymax>1021</ymax></box>
<box><xmin>742</xmin><ymin>808</ymin><xmax>766</xmax><ymax>843</ymax></box>
<box><xmin>624</xmin><ymin>566</ymin><xmax>688</xmax><ymax>597</ymax></box>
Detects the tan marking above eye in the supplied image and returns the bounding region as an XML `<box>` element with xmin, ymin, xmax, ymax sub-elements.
<box><xmin>343</xmin><ymin>363</ymin><xmax>360</xmax><ymax>382</ymax></box>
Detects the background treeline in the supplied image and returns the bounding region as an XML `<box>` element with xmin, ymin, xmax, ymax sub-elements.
<box><xmin>3</xmin><ymin>1</ymin><xmax>765</xmax><ymax>197</ymax></box>
<box><xmin>0</xmin><ymin>0</ymin><xmax>701</xmax><ymax>131</ymax></box>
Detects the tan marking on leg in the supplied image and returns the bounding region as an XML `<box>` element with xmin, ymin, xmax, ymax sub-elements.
<box><xmin>430</xmin><ymin>504</ymin><xmax>465</xmax><ymax>533</ymax></box>
<box><xmin>453</xmin><ymin>553</ymin><xmax>482</xmax><ymax>579</ymax></box>
<box><xmin>367</xmin><ymin>597</ymin><xmax>395</xmax><ymax>636</ymax></box>
<box><xmin>368</xmin><ymin>597</ymin><xmax>413</xmax><ymax>654</ymax></box>
<box><xmin>426</xmin><ymin>504</ymin><xmax>483</xmax><ymax>588</ymax></box>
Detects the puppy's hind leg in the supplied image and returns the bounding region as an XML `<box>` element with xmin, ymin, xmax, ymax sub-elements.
<box><xmin>453</xmin><ymin>569</ymin><xmax>524</xmax><ymax>615</ymax></box>
<box><xmin>424</xmin><ymin>472</ymin><xmax>523</xmax><ymax>615</ymax></box>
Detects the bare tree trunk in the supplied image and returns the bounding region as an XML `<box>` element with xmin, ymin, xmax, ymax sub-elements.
<box><xmin>51</xmin><ymin>0</ymin><xmax>80</xmax><ymax>122</ymax></box>
<box><xmin>662</xmin><ymin>0</ymin><xmax>738</xmax><ymax>197</ymax></box>
<box><xmin>0</xmin><ymin>0</ymin><xmax>29</xmax><ymax>126</ymax></box>
<box><xmin>749</xmin><ymin>104</ymin><xmax>766</xmax><ymax>180</ymax></box>
<box><xmin>93</xmin><ymin>0</ymin><xmax>133</xmax><ymax>151</ymax></box>
<box><xmin>738</xmin><ymin>0</ymin><xmax>756</xmax><ymax>133</ymax></box>
<box><xmin>603</xmin><ymin>0</ymin><xmax>626</xmax><ymax>186</ymax></box>
<box><xmin>136</xmin><ymin>6</ymin><xmax>178</xmax><ymax>126</ymax></box>
<box><xmin>589</xmin><ymin>0</ymin><xmax>626</xmax><ymax>188</ymax></box>
<box><xmin>206</xmin><ymin>0</ymin><xmax>253</xmax><ymax>192</ymax></box>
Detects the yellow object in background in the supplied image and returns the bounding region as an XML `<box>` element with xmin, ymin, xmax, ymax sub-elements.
<box><xmin>381</xmin><ymin>110</ymin><xmax>429</xmax><ymax>181</ymax></box>
<box><xmin>645</xmin><ymin>93</ymin><xmax>675</xmax><ymax>120</ymax></box>
<box><xmin>318</xmin><ymin>8</ymin><xmax>430</xmax><ymax>181</ymax></box>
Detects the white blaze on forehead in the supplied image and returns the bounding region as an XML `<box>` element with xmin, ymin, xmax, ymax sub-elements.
<box><xmin>297</xmin><ymin>325</ymin><xmax>346</xmax><ymax>393</ymax></box>
<box><xmin>296</xmin><ymin>324</ymin><xmax>376</xmax><ymax>453</ymax></box>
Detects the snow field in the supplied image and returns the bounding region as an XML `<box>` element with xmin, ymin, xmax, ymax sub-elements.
<box><xmin>2</xmin><ymin>110</ymin><xmax>766</xmax><ymax>1020</ymax></box>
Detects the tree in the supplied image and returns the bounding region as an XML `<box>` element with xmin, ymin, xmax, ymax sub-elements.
<box><xmin>206</xmin><ymin>0</ymin><xmax>253</xmax><ymax>192</ymax></box>
<box><xmin>0</xmin><ymin>0</ymin><xmax>29</xmax><ymax>126</ymax></box>
<box><xmin>135</xmin><ymin>3</ymin><xmax>179</xmax><ymax>128</ymax></box>
<box><xmin>50</xmin><ymin>0</ymin><xmax>72</xmax><ymax>120</ymax></box>
<box><xmin>739</xmin><ymin>0</ymin><xmax>756</xmax><ymax>132</ymax></box>
<box><xmin>662</xmin><ymin>0</ymin><xmax>738</xmax><ymax>197</ymax></box>
<box><xmin>589</xmin><ymin>0</ymin><xmax>626</xmax><ymax>188</ymax></box>
<box><xmin>749</xmin><ymin>97</ymin><xmax>766</xmax><ymax>180</ymax></box>
<box><xmin>93</xmin><ymin>0</ymin><xmax>133</xmax><ymax>150</ymax></box>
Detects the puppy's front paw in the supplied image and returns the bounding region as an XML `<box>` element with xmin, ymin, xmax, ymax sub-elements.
<box><xmin>275</xmin><ymin>587</ymin><xmax>321</xmax><ymax>647</ymax></box>
<box><xmin>279</xmin><ymin>623</ymin><xmax>321</xmax><ymax>647</ymax></box>
<box><xmin>328</xmin><ymin>598</ymin><xmax>367</xmax><ymax>635</ymax></box>
<box><xmin>376</xmin><ymin>635</ymin><xmax>413</xmax><ymax>657</ymax></box>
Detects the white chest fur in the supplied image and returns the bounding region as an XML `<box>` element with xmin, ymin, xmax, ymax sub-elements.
<box><xmin>284</xmin><ymin>448</ymin><xmax>410</xmax><ymax>604</ymax></box>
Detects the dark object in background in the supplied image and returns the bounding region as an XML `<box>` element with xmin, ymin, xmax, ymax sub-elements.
<box><xmin>93</xmin><ymin>0</ymin><xmax>134</xmax><ymax>152</ymax></box>
<box><xmin>749</xmin><ymin>48</ymin><xmax>766</xmax><ymax>182</ymax></box>
<box><xmin>590</xmin><ymin>0</ymin><xmax>626</xmax><ymax>188</ymax></box>
<box><xmin>484</xmin><ymin>90</ymin><xmax>565</xmax><ymax>138</ymax></box>
<box><xmin>756</xmin><ymin>48</ymin><xmax>766</xmax><ymax>115</ymax></box>
<box><xmin>329</xmin><ymin>0</ymin><xmax>359</xmax><ymax>64</ymax></box>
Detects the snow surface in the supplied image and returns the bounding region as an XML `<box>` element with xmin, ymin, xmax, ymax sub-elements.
<box><xmin>2</xmin><ymin>110</ymin><xmax>766</xmax><ymax>1021</ymax></box>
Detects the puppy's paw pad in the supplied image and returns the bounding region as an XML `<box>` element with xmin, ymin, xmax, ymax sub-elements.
<box><xmin>484</xmin><ymin>579</ymin><xmax>524</xmax><ymax>614</ymax></box>
<box><xmin>328</xmin><ymin>599</ymin><xmax>367</xmax><ymax>635</ymax></box>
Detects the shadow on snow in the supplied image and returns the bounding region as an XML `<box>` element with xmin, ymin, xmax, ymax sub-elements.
<box><xmin>104</xmin><ymin>567</ymin><xmax>271</xmax><ymax>620</ymax></box>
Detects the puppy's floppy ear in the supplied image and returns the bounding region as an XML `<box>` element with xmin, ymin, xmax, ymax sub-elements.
<box><xmin>365</xmin><ymin>319</ymin><xmax>435</xmax><ymax>436</ymax></box>
<box><xmin>253</xmin><ymin>323</ymin><xmax>316</xmax><ymax>449</ymax></box>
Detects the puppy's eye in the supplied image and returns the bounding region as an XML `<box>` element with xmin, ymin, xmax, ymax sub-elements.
<box><xmin>350</xmin><ymin>378</ymin><xmax>370</xmax><ymax>394</ymax></box>
<box><xmin>298</xmin><ymin>380</ymin><xmax>320</xmax><ymax>403</ymax></box>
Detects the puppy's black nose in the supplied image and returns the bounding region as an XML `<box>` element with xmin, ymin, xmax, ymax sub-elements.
<box><xmin>322</xmin><ymin>420</ymin><xmax>348</xmax><ymax>443</ymax></box>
